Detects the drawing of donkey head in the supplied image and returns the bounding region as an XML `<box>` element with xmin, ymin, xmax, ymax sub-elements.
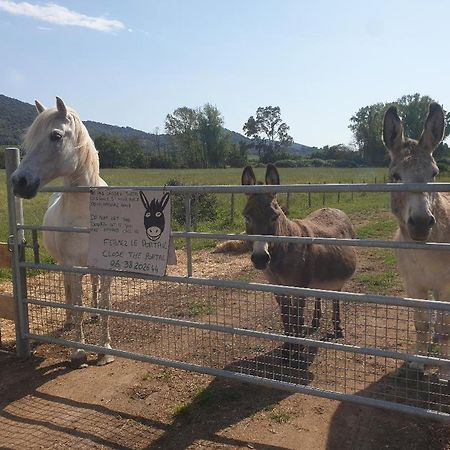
<box><xmin>139</xmin><ymin>191</ymin><xmax>170</xmax><ymax>241</ymax></box>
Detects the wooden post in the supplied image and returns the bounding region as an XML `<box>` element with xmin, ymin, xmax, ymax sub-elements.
<box><xmin>230</xmin><ymin>193</ymin><xmax>235</xmax><ymax>224</ymax></box>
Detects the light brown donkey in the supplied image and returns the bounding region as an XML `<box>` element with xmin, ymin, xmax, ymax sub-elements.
<box><xmin>383</xmin><ymin>102</ymin><xmax>450</xmax><ymax>382</ymax></box>
<box><xmin>242</xmin><ymin>164</ymin><xmax>357</xmax><ymax>353</ymax></box>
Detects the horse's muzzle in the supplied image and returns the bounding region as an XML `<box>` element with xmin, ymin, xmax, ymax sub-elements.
<box><xmin>11</xmin><ymin>173</ymin><xmax>41</xmax><ymax>199</ymax></box>
<box><xmin>251</xmin><ymin>252</ymin><xmax>270</xmax><ymax>270</ymax></box>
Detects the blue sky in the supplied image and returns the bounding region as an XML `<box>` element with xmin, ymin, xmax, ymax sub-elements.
<box><xmin>1</xmin><ymin>0</ymin><xmax>449</xmax><ymax>147</ymax></box>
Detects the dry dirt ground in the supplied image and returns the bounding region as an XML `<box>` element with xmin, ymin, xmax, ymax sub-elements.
<box><xmin>1</xmin><ymin>247</ymin><xmax>450</xmax><ymax>449</ymax></box>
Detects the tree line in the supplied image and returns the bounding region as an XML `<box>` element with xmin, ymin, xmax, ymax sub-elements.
<box><xmin>1</xmin><ymin>93</ymin><xmax>448</xmax><ymax>170</ymax></box>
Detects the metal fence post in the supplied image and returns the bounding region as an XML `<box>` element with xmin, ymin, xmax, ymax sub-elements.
<box><xmin>184</xmin><ymin>194</ymin><xmax>193</xmax><ymax>277</ymax></box>
<box><xmin>5</xmin><ymin>147</ymin><xmax>30</xmax><ymax>358</ymax></box>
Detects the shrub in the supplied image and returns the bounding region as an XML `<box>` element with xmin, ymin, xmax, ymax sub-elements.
<box><xmin>165</xmin><ymin>178</ymin><xmax>218</xmax><ymax>225</ymax></box>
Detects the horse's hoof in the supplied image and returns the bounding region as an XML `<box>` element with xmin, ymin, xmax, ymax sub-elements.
<box><xmin>97</xmin><ymin>353</ymin><xmax>115</xmax><ymax>366</ymax></box>
<box><xmin>70</xmin><ymin>349</ymin><xmax>88</xmax><ymax>369</ymax></box>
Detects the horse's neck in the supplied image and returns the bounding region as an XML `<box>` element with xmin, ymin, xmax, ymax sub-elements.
<box><xmin>60</xmin><ymin>141</ymin><xmax>102</xmax><ymax>210</ymax></box>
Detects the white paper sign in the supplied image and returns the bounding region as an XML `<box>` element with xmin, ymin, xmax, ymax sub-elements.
<box><xmin>88</xmin><ymin>189</ymin><xmax>175</xmax><ymax>276</ymax></box>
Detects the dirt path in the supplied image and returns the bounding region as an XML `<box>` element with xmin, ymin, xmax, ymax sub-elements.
<box><xmin>1</xmin><ymin>247</ymin><xmax>449</xmax><ymax>449</ymax></box>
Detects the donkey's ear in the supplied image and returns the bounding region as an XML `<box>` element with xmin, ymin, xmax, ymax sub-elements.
<box><xmin>56</xmin><ymin>96</ymin><xmax>68</xmax><ymax>117</ymax></box>
<box><xmin>160</xmin><ymin>192</ymin><xmax>170</xmax><ymax>210</ymax></box>
<box><xmin>242</xmin><ymin>166</ymin><xmax>256</xmax><ymax>185</ymax></box>
<box><xmin>139</xmin><ymin>191</ymin><xmax>150</xmax><ymax>209</ymax></box>
<box><xmin>35</xmin><ymin>100</ymin><xmax>46</xmax><ymax>114</ymax></box>
<box><xmin>383</xmin><ymin>106</ymin><xmax>404</xmax><ymax>156</ymax></box>
<box><xmin>418</xmin><ymin>102</ymin><xmax>445</xmax><ymax>153</ymax></box>
<box><xmin>265</xmin><ymin>164</ymin><xmax>280</xmax><ymax>185</ymax></box>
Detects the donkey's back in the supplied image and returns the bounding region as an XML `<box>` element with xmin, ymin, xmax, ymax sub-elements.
<box><xmin>299</xmin><ymin>207</ymin><xmax>355</xmax><ymax>239</ymax></box>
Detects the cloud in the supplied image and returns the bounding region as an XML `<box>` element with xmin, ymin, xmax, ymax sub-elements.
<box><xmin>0</xmin><ymin>1</ymin><xmax>125</xmax><ymax>33</ymax></box>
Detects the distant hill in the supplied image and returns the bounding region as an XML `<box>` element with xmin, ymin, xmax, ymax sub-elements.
<box><xmin>0</xmin><ymin>94</ymin><xmax>315</xmax><ymax>155</ymax></box>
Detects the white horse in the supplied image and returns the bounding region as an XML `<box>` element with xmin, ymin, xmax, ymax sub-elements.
<box><xmin>383</xmin><ymin>102</ymin><xmax>450</xmax><ymax>382</ymax></box>
<box><xmin>11</xmin><ymin>97</ymin><xmax>114</xmax><ymax>367</ymax></box>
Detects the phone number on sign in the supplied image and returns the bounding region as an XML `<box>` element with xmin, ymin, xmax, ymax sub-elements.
<box><xmin>109</xmin><ymin>260</ymin><xmax>160</xmax><ymax>273</ymax></box>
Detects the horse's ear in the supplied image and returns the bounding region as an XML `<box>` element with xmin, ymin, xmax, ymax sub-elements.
<box><xmin>383</xmin><ymin>105</ymin><xmax>404</xmax><ymax>156</ymax></box>
<box><xmin>242</xmin><ymin>166</ymin><xmax>256</xmax><ymax>185</ymax></box>
<box><xmin>160</xmin><ymin>192</ymin><xmax>170</xmax><ymax>210</ymax></box>
<box><xmin>265</xmin><ymin>164</ymin><xmax>280</xmax><ymax>185</ymax></box>
<box><xmin>139</xmin><ymin>191</ymin><xmax>150</xmax><ymax>209</ymax></box>
<box><xmin>418</xmin><ymin>102</ymin><xmax>445</xmax><ymax>154</ymax></box>
<box><xmin>56</xmin><ymin>96</ymin><xmax>68</xmax><ymax>117</ymax></box>
<box><xmin>35</xmin><ymin>100</ymin><xmax>46</xmax><ymax>114</ymax></box>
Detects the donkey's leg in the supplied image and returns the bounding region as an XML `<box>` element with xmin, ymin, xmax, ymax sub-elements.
<box><xmin>406</xmin><ymin>284</ymin><xmax>430</xmax><ymax>373</ymax></box>
<box><xmin>332</xmin><ymin>299</ymin><xmax>344</xmax><ymax>339</ymax></box>
<box><xmin>68</xmin><ymin>273</ymin><xmax>88</xmax><ymax>368</ymax></box>
<box><xmin>97</xmin><ymin>275</ymin><xmax>114</xmax><ymax>366</ymax></box>
<box><xmin>90</xmin><ymin>274</ymin><xmax>100</xmax><ymax>323</ymax></box>
<box><xmin>311</xmin><ymin>297</ymin><xmax>322</xmax><ymax>332</ymax></box>
<box><xmin>63</xmin><ymin>272</ymin><xmax>74</xmax><ymax>330</ymax></box>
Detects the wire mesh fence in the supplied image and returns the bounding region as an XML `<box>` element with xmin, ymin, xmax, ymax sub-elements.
<box><xmin>4</xmin><ymin>168</ymin><xmax>450</xmax><ymax>421</ymax></box>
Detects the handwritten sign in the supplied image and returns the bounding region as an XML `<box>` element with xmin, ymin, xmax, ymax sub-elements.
<box><xmin>87</xmin><ymin>189</ymin><xmax>176</xmax><ymax>276</ymax></box>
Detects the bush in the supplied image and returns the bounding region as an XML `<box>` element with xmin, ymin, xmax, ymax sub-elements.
<box><xmin>165</xmin><ymin>178</ymin><xmax>218</xmax><ymax>225</ymax></box>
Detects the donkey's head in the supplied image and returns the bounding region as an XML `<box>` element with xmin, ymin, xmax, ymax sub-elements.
<box><xmin>11</xmin><ymin>97</ymin><xmax>90</xmax><ymax>199</ymax></box>
<box><xmin>140</xmin><ymin>191</ymin><xmax>170</xmax><ymax>241</ymax></box>
<box><xmin>242</xmin><ymin>164</ymin><xmax>284</xmax><ymax>270</ymax></box>
<box><xmin>382</xmin><ymin>102</ymin><xmax>445</xmax><ymax>241</ymax></box>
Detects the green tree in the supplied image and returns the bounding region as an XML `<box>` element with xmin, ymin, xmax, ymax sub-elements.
<box><xmin>243</xmin><ymin>106</ymin><xmax>293</xmax><ymax>163</ymax></box>
<box><xmin>349</xmin><ymin>94</ymin><xmax>450</xmax><ymax>166</ymax></box>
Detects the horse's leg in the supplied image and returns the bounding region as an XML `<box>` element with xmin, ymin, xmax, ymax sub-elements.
<box><xmin>68</xmin><ymin>273</ymin><xmax>88</xmax><ymax>368</ymax></box>
<box><xmin>63</xmin><ymin>272</ymin><xmax>74</xmax><ymax>330</ymax></box>
<box><xmin>90</xmin><ymin>274</ymin><xmax>100</xmax><ymax>323</ymax></box>
<box><xmin>97</xmin><ymin>275</ymin><xmax>114</xmax><ymax>366</ymax></box>
<box><xmin>311</xmin><ymin>297</ymin><xmax>322</xmax><ymax>332</ymax></box>
<box><xmin>332</xmin><ymin>299</ymin><xmax>344</xmax><ymax>339</ymax></box>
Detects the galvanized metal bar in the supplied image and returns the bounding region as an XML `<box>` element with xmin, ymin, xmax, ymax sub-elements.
<box><xmin>25</xmin><ymin>297</ymin><xmax>450</xmax><ymax>368</ymax></box>
<box><xmin>172</xmin><ymin>231</ymin><xmax>450</xmax><ymax>252</ymax></box>
<box><xmin>38</xmin><ymin>182</ymin><xmax>450</xmax><ymax>194</ymax></box>
<box><xmin>31</xmin><ymin>229</ymin><xmax>40</xmax><ymax>264</ymax></box>
<box><xmin>19</xmin><ymin>261</ymin><xmax>450</xmax><ymax>311</ymax></box>
<box><xmin>5</xmin><ymin>147</ymin><xmax>30</xmax><ymax>358</ymax></box>
<box><xmin>25</xmin><ymin>333</ymin><xmax>450</xmax><ymax>422</ymax></box>
<box><xmin>16</xmin><ymin>224</ymin><xmax>450</xmax><ymax>252</ymax></box>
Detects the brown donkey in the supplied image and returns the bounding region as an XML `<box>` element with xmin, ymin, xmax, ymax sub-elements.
<box><xmin>383</xmin><ymin>102</ymin><xmax>450</xmax><ymax>382</ymax></box>
<box><xmin>242</xmin><ymin>164</ymin><xmax>357</xmax><ymax>348</ymax></box>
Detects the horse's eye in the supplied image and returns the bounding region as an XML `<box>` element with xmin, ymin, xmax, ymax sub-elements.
<box><xmin>155</xmin><ymin>212</ymin><xmax>162</xmax><ymax>218</ymax></box>
<box><xmin>50</xmin><ymin>130</ymin><xmax>63</xmax><ymax>141</ymax></box>
<box><xmin>391</xmin><ymin>172</ymin><xmax>401</xmax><ymax>182</ymax></box>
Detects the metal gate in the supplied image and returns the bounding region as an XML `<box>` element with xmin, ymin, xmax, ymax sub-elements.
<box><xmin>5</xmin><ymin>148</ymin><xmax>450</xmax><ymax>422</ymax></box>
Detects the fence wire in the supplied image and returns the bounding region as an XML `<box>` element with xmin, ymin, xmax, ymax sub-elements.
<box><xmin>7</xmin><ymin>182</ymin><xmax>450</xmax><ymax>422</ymax></box>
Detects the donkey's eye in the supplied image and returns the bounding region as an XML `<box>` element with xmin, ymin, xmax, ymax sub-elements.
<box><xmin>432</xmin><ymin>170</ymin><xmax>439</xmax><ymax>179</ymax></box>
<box><xmin>270</xmin><ymin>214</ymin><xmax>278</xmax><ymax>223</ymax></box>
<box><xmin>391</xmin><ymin>172</ymin><xmax>401</xmax><ymax>182</ymax></box>
<box><xmin>155</xmin><ymin>212</ymin><xmax>162</xmax><ymax>218</ymax></box>
<box><xmin>50</xmin><ymin>130</ymin><xmax>63</xmax><ymax>141</ymax></box>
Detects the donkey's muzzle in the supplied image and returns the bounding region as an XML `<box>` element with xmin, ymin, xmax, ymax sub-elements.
<box><xmin>11</xmin><ymin>173</ymin><xmax>41</xmax><ymax>199</ymax></box>
<box><xmin>251</xmin><ymin>252</ymin><xmax>270</xmax><ymax>270</ymax></box>
<box><xmin>407</xmin><ymin>214</ymin><xmax>435</xmax><ymax>241</ymax></box>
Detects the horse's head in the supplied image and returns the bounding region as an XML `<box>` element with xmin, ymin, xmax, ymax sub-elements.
<box><xmin>140</xmin><ymin>191</ymin><xmax>170</xmax><ymax>241</ymax></box>
<box><xmin>11</xmin><ymin>97</ymin><xmax>89</xmax><ymax>199</ymax></box>
<box><xmin>383</xmin><ymin>102</ymin><xmax>445</xmax><ymax>241</ymax></box>
<box><xmin>242</xmin><ymin>164</ymin><xmax>284</xmax><ymax>270</ymax></box>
